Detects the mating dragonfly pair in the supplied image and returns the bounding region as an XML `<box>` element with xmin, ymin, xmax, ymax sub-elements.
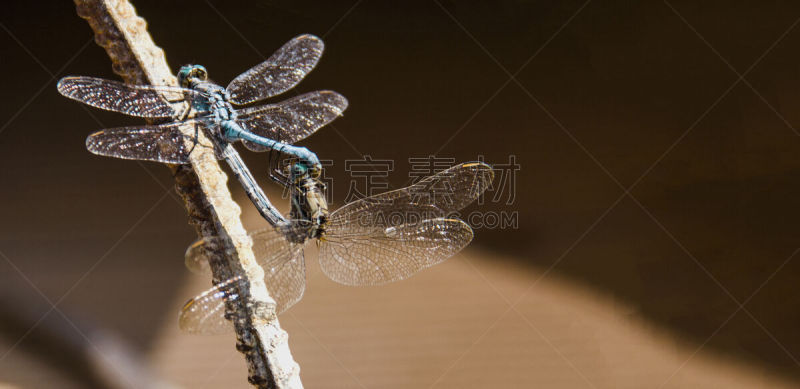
<box><xmin>59</xmin><ymin>34</ymin><xmax>493</xmax><ymax>335</ymax></box>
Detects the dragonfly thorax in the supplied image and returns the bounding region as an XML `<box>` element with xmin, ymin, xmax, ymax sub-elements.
<box><xmin>178</xmin><ymin>64</ymin><xmax>237</xmax><ymax>119</ymax></box>
<box><xmin>288</xmin><ymin>163</ymin><xmax>329</xmax><ymax>241</ymax></box>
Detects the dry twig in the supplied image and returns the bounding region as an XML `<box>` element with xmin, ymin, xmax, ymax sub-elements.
<box><xmin>72</xmin><ymin>0</ymin><xmax>302</xmax><ymax>387</ymax></box>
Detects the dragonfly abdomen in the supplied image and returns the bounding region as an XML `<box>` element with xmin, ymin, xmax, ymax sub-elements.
<box><xmin>228</xmin><ymin>122</ymin><xmax>321</xmax><ymax>168</ymax></box>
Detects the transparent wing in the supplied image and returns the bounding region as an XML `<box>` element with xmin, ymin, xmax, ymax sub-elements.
<box><xmin>328</xmin><ymin>161</ymin><xmax>495</xmax><ymax>229</ymax></box>
<box><xmin>183</xmin><ymin>227</ymin><xmax>306</xmax><ymax>315</ymax></box>
<box><xmin>179</xmin><ymin>276</ymin><xmax>250</xmax><ymax>335</ymax></box>
<box><xmin>85</xmin><ymin>120</ymin><xmax>210</xmax><ymax>164</ymax></box>
<box><xmin>184</xmin><ymin>239</ymin><xmax>211</xmax><ymax>275</ymax></box>
<box><xmin>251</xmin><ymin>227</ymin><xmax>306</xmax><ymax>315</ymax></box>
<box><xmin>319</xmin><ymin>218</ymin><xmax>474</xmax><ymax>286</ymax></box>
<box><xmin>236</xmin><ymin>90</ymin><xmax>348</xmax><ymax>151</ymax></box>
<box><xmin>57</xmin><ymin>76</ymin><xmax>198</xmax><ymax>118</ymax></box>
<box><xmin>227</xmin><ymin>34</ymin><xmax>324</xmax><ymax>105</ymax></box>
<box><xmin>319</xmin><ymin>162</ymin><xmax>492</xmax><ymax>285</ymax></box>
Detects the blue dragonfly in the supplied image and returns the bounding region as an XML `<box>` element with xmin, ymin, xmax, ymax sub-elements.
<box><xmin>57</xmin><ymin>34</ymin><xmax>347</xmax><ymax>226</ymax></box>
<box><xmin>179</xmin><ymin>161</ymin><xmax>495</xmax><ymax>334</ymax></box>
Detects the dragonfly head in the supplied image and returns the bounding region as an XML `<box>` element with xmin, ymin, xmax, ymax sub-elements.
<box><xmin>177</xmin><ymin>65</ymin><xmax>208</xmax><ymax>88</ymax></box>
<box><xmin>307</xmin><ymin>163</ymin><xmax>322</xmax><ymax>179</ymax></box>
<box><xmin>289</xmin><ymin>162</ymin><xmax>309</xmax><ymax>183</ymax></box>
<box><xmin>289</xmin><ymin>161</ymin><xmax>322</xmax><ymax>181</ymax></box>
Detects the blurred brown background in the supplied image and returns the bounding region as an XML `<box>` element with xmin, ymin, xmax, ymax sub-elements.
<box><xmin>2</xmin><ymin>0</ymin><xmax>800</xmax><ymax>387</ymax></box>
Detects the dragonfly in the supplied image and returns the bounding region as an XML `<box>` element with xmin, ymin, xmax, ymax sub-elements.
<box><xmin>179</xmin><ymin>161</ymin><xmax>494</xmax><ymax>334</ymax></box>
<box><xmin>57</xmin><ymin>34</ymin><xmax>347</xmax><ymax>226</ymax></box>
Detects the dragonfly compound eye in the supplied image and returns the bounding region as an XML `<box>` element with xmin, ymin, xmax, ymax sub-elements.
<box><xmin>177</xmin><ymin>65</ymin><xmax>194</xmax><ymax>87</ymax></box>
<box><xmin>308</xmin><ymin>166</ymin><xmax>322</xmax><ymax>178</ymax></box>
<box><xmin>192</xmin><ymin>65</ymin><xmax>208</xmax><ymax>81</ymax></box>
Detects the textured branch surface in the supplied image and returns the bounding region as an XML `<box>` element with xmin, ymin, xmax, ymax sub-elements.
<box><xmin>73</xmin><ymin>0</ymin><xmax>302</xmax><ymax>387</ymax></box>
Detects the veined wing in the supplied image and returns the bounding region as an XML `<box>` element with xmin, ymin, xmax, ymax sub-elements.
<box><xmin>236</xmin><ymin>90</ymin><xmax>348</xmax><ymax>151</ymax></box>
<box><xmin>184</xmin><ymin>227</ymin><xmax>306</xmax><ymax>315</ymax></box>
<box><xmin>318</xmin><ymin>162</ymin><xmax>491</xmax><ymax>285</ymax></box>
<box><xmin>319</xmin><ymin>218</ymin><xmax>474</xmax><ymax>286</ymax></box>
<box><xmin>227</xmin><ymin>34</ymin><xmax>324</xmax><ymax>105</ymax></box>
<box><xmin>85</xmin><ymin>120</ymin><xmax>210</xmax><ymax>164</ymax></box>
<box><xmin>180</xmin><ymin>276</ymin><xmax>274</xmax><ymax>335</ymax></box>
<box><xmin>251</xmin><ymin>227</ymin><xmax>306</xmax><ymax>314</ymax></box>
<box><xmin>57</xmin><ymin>76</ymin><xmax>199</xmax><ymax>118</ymax></box>
<box><xmin>328</xmin><ymin>162</ymin><xmax>495</xmax><ymax>230</ymax></box>
<box><xmin>184</xmin><ymin>239</ymin><xmax>212</xmax><ymax>275</ymax></box>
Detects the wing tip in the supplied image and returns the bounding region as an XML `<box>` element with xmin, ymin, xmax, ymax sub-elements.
<box><xmin>317</xmin><ymin>90</ymin><xmax>349</xmax><ymax>112</ymax></box>
<box><xmin>294</xmin><ymin>33</ymin><xmax>324</xmax><ymax>48</ymax></box>
<box><xmin>55</xmin><ymin>77</ymin><xmax>68</xmax><ymax>92</ymax></box>
<box><xmin>461</xmin><ymin>161</ymin><xmax>496</xmax><ymax>182</ymax></box>
<box><xmin>84</xmin><ymin>131</ymin><xmax>104</xmax><ymax>153</ymax></box>
<box><xmin>442</xmin><ymin>217</ymin><xmax>475</xmax><ymax>236</ymax></box>
<box><xmin>55</xmin><ymin>76</ymin><xmax>81</xmax><ymax>97</ymax></box>
<box><xmin>180</xmin><ymin>298</ymin><xmax>197</xmax><ymax>312</ymax></box>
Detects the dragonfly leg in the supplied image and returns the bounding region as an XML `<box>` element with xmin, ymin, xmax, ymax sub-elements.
<box><xmin>186</xmin><ymin>121</ymin><xmax>201</xmax><ymax>156</ymax></box>
<box><xmin>267</xmin><ymin>150</ymin><xmax>291</xmax><ymax>186</ymax></box>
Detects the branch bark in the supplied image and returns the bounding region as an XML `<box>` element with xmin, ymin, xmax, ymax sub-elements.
<box><xmin>72</xmin><ymin>1</ymin><xmax>302</xmax><ymax>387</ymax></box>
